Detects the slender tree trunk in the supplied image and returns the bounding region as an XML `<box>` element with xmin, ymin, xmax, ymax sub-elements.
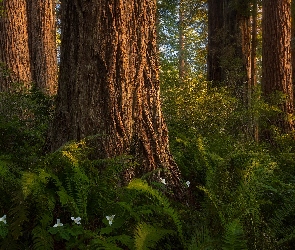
<box><xmin>207</xmin><ymin>0</ymin><xmax>224</xmax><ymax>85</ymax></box>
<box><xmin>250</xmin><ymin>0</ymin><xmax>259</xmax><ymax>142</ymax></box>
<box><xmin>27</xmin><ymin>0</ymin><xmax>58</xmax><ymax>95</ymax></box>
<box><xmin>178</xmin><ymin>0</ymin><xmax>186</xmax><ymax>83</ymax></box>
<box><xmin>262</xmin><ymin>0</ymin><xmax>294</xmax><ymax>135</ymax></box>
<box><xmin>0</xmin><ymin>0</ymin><xmax>31</xmax><ymax>91</ymax></box>
<box><xmin>239</xmin><ymin>9</ymin><xmax>252</xmax><ymax>104</ymax></box>
<box><xmin>48</xmin><ymin>0</ymin><xmax>184</xmax><ymax>198</ymax></box>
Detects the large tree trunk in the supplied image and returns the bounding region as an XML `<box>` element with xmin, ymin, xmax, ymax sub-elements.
<box><xmin>0</xmin><ymin>0</ymin><xmax>31</xmax><ymax>91</ymax></box>
<box><xmin>262</xmin><ymin>0</ymin><xmax>294</xmax><ymax>135</ymax></box>
<box><xmin>48</xmin><ymin>0</ymin><xmax>183</xmax><ymax>197</ymax></box>
<box><xmin>292</xmin><ymin>0</ymin><xmax>295</xmax><ymax>105</ymax></box>
<box><xmin>27</xmin><ymin>0</ymin><xmax>58</xmax><ymax>95</ymax></box>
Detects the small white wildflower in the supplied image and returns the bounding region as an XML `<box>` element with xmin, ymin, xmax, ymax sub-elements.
<box><xmin>53</xmin><ymin>219</ymin><xmax>63</xmax><ymax>227</ymax></box>
<box><xmin>0</xmin><ymin>215</ymin><xmax>6</xmax><ymax>224</ymax></box>
<box><xmin>159</xmin><ymin>177</ymin><xmax>166</xmax><ymax>185</ymax></box>
<box><xmin>106</xmin><ymin>215</ymin><xmax>115</xmax><ymax>226</ymax></box>
<box><xmin>71</xmin><ymin>217</ymin><xmax>81</xmax><ymax>224</ymax></box>
<box><xmin>186</xmin><ymin>181</ymin><xmax>190</xmax><ymax>187</ymax></box>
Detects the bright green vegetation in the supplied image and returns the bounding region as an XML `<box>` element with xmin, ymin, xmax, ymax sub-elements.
<box><xmin>0</xmin><ymin>81</ymin><xmax>295</xmax><ymax>249</ymax></box>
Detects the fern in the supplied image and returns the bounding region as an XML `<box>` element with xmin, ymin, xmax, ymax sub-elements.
<box><xmin>8</xmin><ymin>192</ymin><xmax>29</xmax><ymax>240</ymax></box>
<box><xmin>222</xmin><ymin>219</ymin><xmax>248</xmax><ymax>250</ymax></box>
<box><xmin>0</xmin><ymin>222</ymin><xmax>8</xmax><ymax>239</ymax></box>
<box><xmin>134</xmin><ymin>222</ymin><xmax>175</xmax><ymax>250</ymax></box>
<box><xmin>187</xmin><ymin>225</ymin><xmax>214</xmax><ymax>250</ymax></box>
<box><xmin>90</xmin><ymin>236</ymin><xmax>124</xmax><ymax>249</ymax></box>
<box><xmin>32</xmin><ymin>226</ymin><xmax>54</xmax><ymax>250</ymax></box>
<box><xmin>127</xmin><ymin>179</ymin><xmax>183</xmax><ymax>241</ymax></box>
<box><xmin>269</xmin><ymin>194</ymin><xmax>295</xmax><ymax>247</ymax></box>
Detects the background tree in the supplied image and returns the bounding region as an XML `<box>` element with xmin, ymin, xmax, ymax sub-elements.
<box><xmin>207</xmin><ymin>0</ymin><xmax>224</xmax><ymax>85</ymax></box>
<box><xmin>207</xmin><ymin>0</ymin><xmax>252</xmax><ymax>101</ymax></box>
<box><xmin>0</xmin><ymin>0</ymin><xmax>57</xmax><ymax>94</ymax></box>
<box><xmin>249</xmin><ymin>0</ymin><xmax>259</xmax><ymax>142</ymax></box>
<box><xmin>48</xmin><ymin>0</ymin><xmax>183</xmax><ymax>196</ymax></box>
<box><xmin>27</xmin><ymin>0</ymin><xmax>58</xmax><ymax>95</ymax></box>
<box><xmin>178</xmin><ymin>0</ymin><xmax>186</xmax><ymax>83</ymax></box>
<box><xmin>0</xmin><ymin>0</ymin><xmax>32</xmax><ymax>91</ymax></box>
<box><xmin>157</xmin><ymin>0</ymin><xmax>207</xmax><ymax>83</ymax></box>
<box><xmin>261</xmin><ymin>0</ymin><xmax>294</xmax><ymax>136</ymax></box>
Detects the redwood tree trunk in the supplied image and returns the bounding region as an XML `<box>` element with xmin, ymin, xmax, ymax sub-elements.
<box><xmin>27</xmin><ymin>0</ymin><xmax>58</xmax><ymax>95</ymax></box>
<box><xmin>0</xmin><ymin>0</ymin><xmax>57</xmax><ymax>94</ymax></box>
<box><xmin>207</xmin><ymin>0</ymin><xmax>251</xmax><ymax>100</ymax></box>
<box><xmin>48</xmin><ymin>0</ymin><xmax>183</xmax><ymax>197</ymax></box>
<box><xmin>207</xmin><ymin>0</ymin><xmax>224</xmax><ymax>85</ymax></box>
<box><xmin>250</xmin><ymin>0</ymin><xmax>259</xmax><ymax>142</ymax></box>
<box><xmin>262</xmin><ymin>0</ymin><xmax>294</xmax><ymax>135</ymax></box>
<box><xmin>292</xmin><ymin>0</ymin><xmax>295</xmax><ymax>105</ymax></box>
<box><xmin>0</xmin><ymin>0</ymin><xmax>31</xmax><ymax>91</ymax></box>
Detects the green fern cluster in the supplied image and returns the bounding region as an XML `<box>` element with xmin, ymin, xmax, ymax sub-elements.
<box><xmin>0</xmin><ymin>137</ymin><xmax>188</xmax><ymax>249</ymax></box>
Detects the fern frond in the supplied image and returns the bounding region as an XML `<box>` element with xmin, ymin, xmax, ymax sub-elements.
<box><xmin>127</xmin><ymin>179</ymin><xmax>183</xmax><ymax>239</ymax></box>
<box><xmin>117</xmin><ymin>202</ymin><xmax>140</xmax><ymax>222</ymax></box>
<box><xmin>134</xmin><ymin>222</ymin><xmax>175</xmax><ymax>250</ymax></box>
<box><xmin>90</xmin><ymin>236</ymin><xmax>124</xmax><ymax>249</ymax></box>
<box><xmin>222</xmin><ymin>219</ymin><xmax>248</xmax><ymax>250</ymax></box>
<box><xmin>106</xmin><ymin>235</ymin><xmax>134</xmax><ymax>250</ymax></box>
<box><xmin>187</xmin><ymin>225</ymin><xmax>214</xmax><ymax>250</ymax></box>
<box><xmin>269</xmin><ymin>195</ymin><xmax>295</xmax><ymax>246</ymax></box>
<box><xmin>21</xmin><ymin>171</ymin><xmax>38</xmax><ymax>198</ymax></box>
<box><xmin>8</xmin><ymin>192</ymin><xmax>29</xmax><ymax>240</ymax></box>
<box><xmin>32</xmin><ymin>226</ymin><xmax>54</xmax><ymax>250</ymax></box>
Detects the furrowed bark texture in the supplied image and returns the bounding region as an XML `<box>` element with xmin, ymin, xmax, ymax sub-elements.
<box><xmin>292</xmin><ymin>0</ymin><xmax>295</xmax><ymax>102</ymax></box>
<box><xmin>0</xmin><ymin>0</ymin><xmax>57</xmax><ymax>94</ymax></box>
<box><xmin>27</xmin><ymin>0</ymin><xmax>58</xmax><ymax>95</ymax></box>
<box><xmin>0</xmin><ymin>0</ymin><xmax>31</xmax><ymax>91</ymax></box>
<box><xmin>49</xmin><ymin>0</ymin><xmax>183</xmax><ymax>197</ymax></box>
<box><xmin>262</xmin><ymin>0</ymin><xmax>294</xmax><ymax>134</ymax></box>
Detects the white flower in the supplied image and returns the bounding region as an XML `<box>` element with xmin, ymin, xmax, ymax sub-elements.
<box><xmin>53</xmin><ymin>219</ymin><xmax>63</xmax><ymax>227</ymax></box>
<box><xmin>159</xmin><ymin>177</ymin><xmax>166</xmax><ymax>185</ymax></box>
<box><xmin>71</xmin><ymin>217</ymin><xmax>81</xmax><ymax>224</ymax></box>
<box><xmin>106</xmin><ymin>215</ymin><xmax>115</xmax><ymax>226</ymax></box>
<box><xmin>0</xmin><ymin>215</ymin><xmax>6</xmax><ymax>224</ymax></box>
<box><xmin>186</xmin><ymin>181</ymin><xmax>190</xmax><ymax>187</ymax></box>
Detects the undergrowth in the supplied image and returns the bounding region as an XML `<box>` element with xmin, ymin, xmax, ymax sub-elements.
<box><xmin>1</xmin><ymin>84</ymin><xmax>295</xmax><ymax>249</ymax></box>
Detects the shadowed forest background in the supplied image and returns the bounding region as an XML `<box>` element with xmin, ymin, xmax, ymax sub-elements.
<box><xmin>1</xmin><ymin>0</ymin><xmax>295</xmax><ymax>249</ymax></box>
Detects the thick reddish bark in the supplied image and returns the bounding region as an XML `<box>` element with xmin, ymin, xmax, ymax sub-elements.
<box><xmin>27</xmin><ymin>0</ymin><xmax>58</xmax><ymax>95</ymax></box>
<box><xmin>262</xmin><ymin>0</ymin><xmax>294</xmax><ymax>134</ymax></box>
<box><xmin>48</xmin><ymin>0</ymin><xmax>184</xmax><ymax>198</ymax></box>
<box><xmin>292</xmin><ymin>0</ymin><xmax>295</xmax><ymax>104</ymax></box>
<box><xmin>0</xmin><ymin>0</ymin><xmax>31</xmax><ymax>91</ymax></box>
<box><xmin>0</xmin><ymin>0</ymin><xmax>57</xmax><ymax>94</ymax></box>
